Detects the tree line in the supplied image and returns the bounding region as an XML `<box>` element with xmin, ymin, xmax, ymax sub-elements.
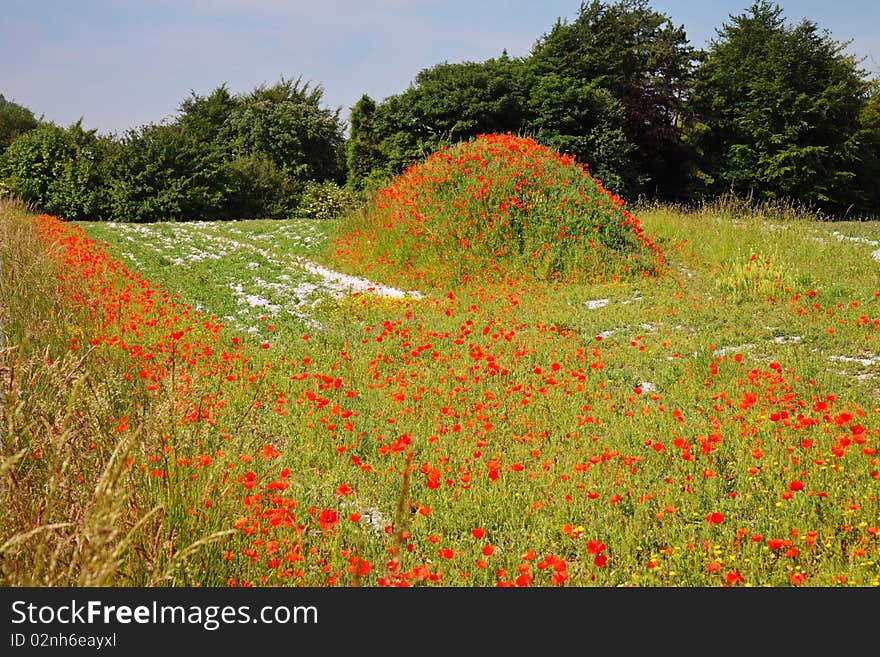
<box><xmin>2</xmin><ymin>1</ymin><xmax>878</xmax><ymax>222</ymax></box>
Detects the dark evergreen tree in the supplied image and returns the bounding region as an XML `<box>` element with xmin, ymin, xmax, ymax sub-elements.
<box><xmin>687</xmin><ymin>1</ymin><xmax>872</xmax><ymax>213</ymax></box>
<box><xmin>530</xmin><ymin>0</ymin><xmax>698</xmax><ymax>198</ymax></box>
<box><xmin>346</xmin><ymin>94</ymin><xmax>386</xmax><ymax>191</ymax></box>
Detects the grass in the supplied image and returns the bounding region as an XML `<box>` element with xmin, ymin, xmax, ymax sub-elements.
<box><xmin>2</xmin><ymin>181</ymin><xmax>879</xmax><ymax>587</ymax></box>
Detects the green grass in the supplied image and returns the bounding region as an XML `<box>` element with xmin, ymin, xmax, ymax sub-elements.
<box><xmin>3</xmin><ymin>194</ymin><xmax>879</xmax><ymax>587</ymax></box>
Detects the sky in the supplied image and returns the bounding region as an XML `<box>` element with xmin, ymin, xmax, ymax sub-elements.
<box><xmin>2</xmin><ymin>0</ymin><xmax>879</xmax><ymax>137</ymax></box>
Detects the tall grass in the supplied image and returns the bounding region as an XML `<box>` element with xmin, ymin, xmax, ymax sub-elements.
<box><xmin>0</xmin><ymin>201</ymin><xmax>235</xmax><ymax>586</ymax></box>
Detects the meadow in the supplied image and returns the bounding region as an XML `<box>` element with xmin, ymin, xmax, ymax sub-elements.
<box><xmin>2</xmin><ymin>134</ymin><xmax>878</xmax><ymax>587</ymax></box>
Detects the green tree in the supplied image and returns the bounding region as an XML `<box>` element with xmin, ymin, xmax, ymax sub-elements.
<box><xmin>372</xmin><ymin>55</ymin><xmax>531</xmax><ymax>174</ymax></box>
<box><xmin>220</xmin><ymin>77</ymin><xmax>345</xmax><ymax>187</ymax></box>
<box><xmin>530</xmin><ymin>0</ymin><xmax>697</xmax><ymax>198</ymax></box>
<box><xmin>525</xmin><ymin>72</ymin><xmax>637</xmax><ymax>193</ymax></box>
<box><xmin>176</xmin><ymin>84</ymin><xmax>240</xmax><ymax>146</ymax></box>
<box><xmin>370</xmin><ymin>44</ymin><xmax>646</xmax><ymax>196</ymax></box>
<box><xmin>687</xmin><ymin>1</ymin><xmax>872</xmax><ymax>212</ymax></box>
<box><xmin>0</xmin><ymin>120</ymin><xmax>114</xmax><ymax>220</ymax></box>
<box><xmin>220</xmin><ymin>153</ymin><xmax>293</xmax><ymax>220</ymax></box>
<box><xmin>403</xmin><ymin>56</ymin><xmax>529</xmax><ymax>143</ymax></box>
<box><xmin>345</xmin><ymin>94</ymin><xmax>386</xmax><ymax>191</ymax></box>
<box><xmin>105</xmin><ymin>123</ymin><xmax>226</xmax><ymax>222</ymax></box>
<box><xmin>0</xmin><ymin>95</ymin><xmax>40</xmax><ymax>153</ymax></box>
<box><xmin>851</xmin><ymin>84</ymin><xmax>880</xmax><ymax>216</ymax></box>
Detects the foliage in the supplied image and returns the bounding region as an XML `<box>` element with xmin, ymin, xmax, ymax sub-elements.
<box><xmin>525</xmin><ymin>74</ymin><xmax>636</xmax><ymax>192</ymax></box>
<box><xmin>0</xmin><ymin>121</ymin><xmax>114</xmax><ymax>220</ymax></box>
<box><xmin>0</xmin><ymin>77</ymin><xmax>346</xmax><ymax>222</ymax></box>
<box><xmin>400</xmin><ymin>56</ymin><xmax>529</xmax><ymax>144</ymax></box>
<box><xmin>686</xmin><ymin>1</ymin><xmax>873</xmax><ymax>213</ymax></box>
<box><xmin>346</xmin><ymin>94</ymin><xmax>387</xmax><ymax>192</ymax></box>
<box><xmin>176</xmin><ymin>83</ymin><xmax>239</xmax><ymax>145</ymax></box>
<box><xmin>218</xmin><ymin>77</ymin><xmax>345</xmax><ymax>186</ymax></box>
<box><xmin>366</xmin><ymin>2</ymin><xmax>696</xmax><ymax>201</ymax></box>
<box><xmin>297</xmin><ymin>180</ymin><xmax>357</xmax><ymax>221</ymax></box>
<box><xmin>221</xmin><ymin>153</ymin><xmax>294</xmax><ymax>220</ymax></box>
<box><xmin>0</xmin><ymin>94</ymin><xmax>40</xmax><ymax>153</ymax></box>
<box><xmin>851</xmin><ymin>84</ymin><xmax>880</xmax><ymax>216</ymax></box>
<box><xmin>370</xmin><ymin>56</ymin><xmax>530</xmax><ymax>178</ymax></box>
<box><xmin>105</xmin><ymin>122</ymin><xmax>227</xmax><ymax>223</ymax></box>
<box><xmin>530</xmin><ymin>0</ymin><xmax>698</xmax><ymax>199</ymax></box>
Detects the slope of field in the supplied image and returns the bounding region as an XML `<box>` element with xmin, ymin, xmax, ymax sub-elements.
<box><xmin>3</xmin><ymin>192</ymin><xmax>879</xmax><ymax>587</ymax></box>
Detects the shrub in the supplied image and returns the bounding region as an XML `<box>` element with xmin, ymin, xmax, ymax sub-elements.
<box><xmin>0</xmin><ymin>121</ymin><xmax>113</xmax><ymax>220</ymax></box>
<box><xmin>0</xmin><ymin>94</ymin><xmax>40</xmax><ymax>153</ymax></box>
<box><xmin>297</xmin><ymin>180</ymin><xmax>356</xmax><ymax>221</ymax></box>
<box><xmin>221</xmin><ymin>154</ymin><xmax>295</xmax><ymax>219</ymax></box>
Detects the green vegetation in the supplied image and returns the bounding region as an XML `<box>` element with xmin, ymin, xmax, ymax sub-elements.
<box><xmin>0</xmin><ymin>95</ymin><xmax>40</xmax><ymax>153</ymax></box>
<box><xmin>0</xmin><ymin>78</ymin><xmax>347</xmax><ymax>222</ymax></box>
<box><xmin>2</xmin><ymin>1</ymin><xmax>878</xmax><ymax>220</ymax></box>
<box><xmin>328</xmin><ymin>133</ymin><xmax>662</xmax><ymax>289</ymax></box>
<box><xmin>3</xmin><ymin>139</ymin><xmax>879</xmax><ymax>585</ymax></box>
<box><xmin>687</xmin><ymin>1</ymin><xmax>874</xmax><ymax>212</ymax></box>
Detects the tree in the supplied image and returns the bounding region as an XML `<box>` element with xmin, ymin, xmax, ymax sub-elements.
<box><xmin>0</xmin><ymin>95</ymin><xmax>40</xmax><ymax>153</ymax></box>
<box><xmin>530</xmin><ymin>0</ymin><xmax>698</xmax><ymax>199</ymax></box>
<box><xmin>174</xmin><ymin>79</ymin><xmax>345</xmax><ymax>218</ymax></box>
<box><xmin>852</xmin><ymin>84</ymin><xmax>880</xmax><ymax>216</ymax></box>
<box><xmin>105</xmin><ymin>123</ymin><xmax>226</xmax><ymax>222</ymax></box>
<box><xmin>176</xmin><ymin>84</ymin><xmax>239</xmax><ymax>146</ymax></box>
<box><xmin>346</xmin><ymin>94</ymin><xmax>387</xmax><ymax>191</ymax></box>
<box><xmin>220</xmin><ymin>153</ymin><xmax>293</xmax><ymax>220</ymax></box>
<box><xmin>0</xmin><ymin>120</ymin><xmax>114</xmax><ymax>220</ymax></box>
<box><xmin>1</xmin><ymin>77</ymin><xmax>349</xmax><ymax>221</ymax></box>
<box><xmin>220</xmin><ymin>77</ymin><xmax>345</xmax><ymax>187</ymax></box>
<box><xmin>372</xmin><ymin>56</ymin><xmax>531</xmax><ymax>175</ymax></box>
<box><xmin>402</xmin><ymin>56</ymin><xmax>529</xmax><ymax>143</ymax></box>
<box><xmin>687</xmin><ymin>1</ymin><xmax>873</xmax><ymax>213</ymax></box>
<box><xmin>525</xmin><ymin>72</ymin><xmax>637</xmax><ymax>193</ymax></box>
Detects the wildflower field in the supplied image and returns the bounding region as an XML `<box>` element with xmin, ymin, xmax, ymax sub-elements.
<box><xmin>2</xmin><ymin>134</ymin><xmax>878</xmax><ymax>588</ymax></box>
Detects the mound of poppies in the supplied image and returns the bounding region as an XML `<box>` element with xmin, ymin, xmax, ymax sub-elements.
<box><xmin>330</xmin><ymin>133</ymin><xmax>664</xmax><ymax>288</ymax></box>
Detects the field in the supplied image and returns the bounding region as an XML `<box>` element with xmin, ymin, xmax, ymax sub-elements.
<box><xmin>2</xmin><ymin>136</ymin><xmax>879</xmax><ymax>588</ymax></box>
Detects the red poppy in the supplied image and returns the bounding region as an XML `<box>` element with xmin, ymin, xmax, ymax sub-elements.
<box><xmin>318</xmin><ymin>509</ymin><xmax>338</xmax><ymax>531</ymax></box>
<box><xmin>725</xmin><ymin>571</ymin><xmax>745</xmax><ymax>584</ymax></box>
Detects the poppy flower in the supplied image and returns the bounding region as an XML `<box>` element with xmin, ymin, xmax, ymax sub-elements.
<box><xmin>318</xmin><ymin>510</ymin><xmax>338</xmax><ymax>531</ymax></box>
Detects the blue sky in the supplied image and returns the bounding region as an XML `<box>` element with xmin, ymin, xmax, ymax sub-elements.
<box><xmin>2</xmin><ymin>1</ymin><xmax>878</xmax><ymax>136</ymax></box>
